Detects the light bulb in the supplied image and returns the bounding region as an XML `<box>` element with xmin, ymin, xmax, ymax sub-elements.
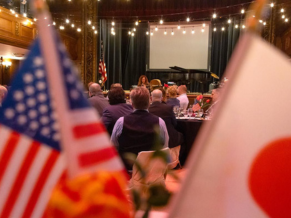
<box><xmin>241</xmin><ymin>9</ymin><xmax>245</xmax><ymax>14</ymax></box>
<box><xmin>171</xmin><ymin>31</ymin><xmax>174</xmax><ymax>35</ymax></box>
<box><xmin>281</xmin><ymin>8</ymin><xmax>284</xmax><ymax>13</ymax></box>
<box><xmin>259</xmin><ymin>20</ymin><xmax>263</xmax><ymax>23</ymax></box>
<box><xmin>285</xmin><ymin>18</ymin><xmax>289</xmax><ymax>22</ymax></box>
<box><xmin>15</xmin><ymin>14</ymin><xmax>18</xmax><ymax>17</ymax></box>
<box><xmin>235</xmin><ymin>24</ymin><xmax>239</xmax><ymax>28</ymax></box>
<box><xmin>183</xmin><ymin>30</ymin><xmax>186</xmax><ymax>34</ymax></box>
<box><xmin>221</xmin><ymin>27</ymin><xmax>225</xmax><ymax>31</ymax></box>
<box><xmin>150</xmin><ymin>32</ymin><xmax>153</xmax><ymax>36</ymax></box>
<box><xmin>202</xmin><ymin>23</ymin><xmax>206</xmax><ymax>27</ymax></box>
<box><xmin>34</xmin><ymin>18</ymin><xmax>37</xmax><ymax>21</ymax></box>
<box><xmin>135</xmin><ymin>21</ymin><xmax>138</xmax><ymax>26</ymax></box>
<box><xmin>160</xmin><ymin>19</ymin><xmax>163</xmax><ymax>24</ymax></box>
<box><xmin>228</xmin><ymin>19</ymin><xmax>231</xmax><ymax>24</ymax></box>
<box><xmin>186</xmin><ymin>17</ymin><xmax>190</xmax><ymax>22</ymax></box>
<box><xmin>177</xmin><ymin>25</ymin><xmax>180</xmax><ymax>29</ymax></box>
<box><xmin>242</xmin><ymin>25</ymin><xmax>246</xmax><ymax>29</ymax></box>
<box><xmin>128</xmin><ymin>31</ymin><xmax>131</xmax><ymax>35</ymax></box>
<box><xmin>71</xmin><ymin>24</ymin><xmax>75</xmax><ymax>28</ymax></box>
<box><xmin>164</xmin><ymin>31</ymin><xmax>167</xmax><ymax>35</ymax></box>
<box><xmin>112</xmin><ymin>32</ymin><xmax>116</xmax><ymax>35</ymax></box>
<box><xmin>282</xmin><ymin>15</ymin><xmax>286</xmax><ymax>19</ymax></box>
<box><xmin>201</xmin><ymin>28</ymin><xmax>205</xmax><ymax>32</ymax></box>
<box><xmin>88</xmin><ymin>20</ymin><xmax>91</xmax><ymax>25</ymax></box>
<box><xmin>53</xmin><ymin>22</ymin><xmax>56</xmax><ymax>25</ymax></box>
<box><xmin>77</xmin><ymin>28</ymin><xmax>81</xmax><ymax>32</ymax></box>
<box><xmin>263</xmin><ymin>22</ymin><xmax>266</xmax><ymax>25</ymax></box>
<box><xmin>155</xmin><ymin>27</ymin><xmax>158</xmax><ymax>31</ymax></box>
<box><xmin>192</xmin><ymin>30</ymin><xmax>195</xmax><ymax>34</ymax></box>
<box><xmin>146</xmin><ymin>31</ymin><xmax>149</xmax><ymax>35</ymax></box>
<box><xmin>111</xmin><ymin>27</ymin><xmax>114</xmax><ymax>31</ymax></box>
<box><xmin>213</xmin><ymin>13</ymin><xmax>217</xmax><ymax>19</ymax></box>
<box><xmin>94</xmin><ymin>30</ymin><xmax>98</xmax><ymax>34</ymax></box>
<box><xmin>66</xmin><ymin>19</ymin><xmax>70</xmax><ymax>23</ymax></box>
<box><xmin>213</xmin><ymin>27</ymin><xmax>217</xmax><ymax>32</ymax></box>
<box><xmin>112</xmin><ymin>21</ymin><xmax>115</xmax><ymax>26</ymax></box>
<box><xmin>23</xmin><ymin>13</ymin><xmax>27</xmax><ymax>17</ymax></box>
<box><xmin>270</xmin><ymin>3</ymin><xmax>274</xmax><ymax>7</ymax></box>
<box><xmin>133</xmin><ymin>28</ymin><xmax>136</xmax><ymax>32</ymax></box>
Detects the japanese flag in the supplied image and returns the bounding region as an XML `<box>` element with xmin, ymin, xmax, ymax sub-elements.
<box><xmin>168</xmin><ymin>32</ymin><xmax>291</xmax><ymax>218</ymax></box>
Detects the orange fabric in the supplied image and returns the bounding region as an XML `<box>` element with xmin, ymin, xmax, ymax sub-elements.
<box><xmin>45</xmin><ymin>171</ymin><xmax>132</xmax><ymax>218</ymax></box>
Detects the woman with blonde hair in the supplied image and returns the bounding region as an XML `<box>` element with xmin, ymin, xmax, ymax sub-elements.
<box><xmin>166</xmin><ymin>86</ymin><xmax>180</xmax><ymax>107</ymax></box>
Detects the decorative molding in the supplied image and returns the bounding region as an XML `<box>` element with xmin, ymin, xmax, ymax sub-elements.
<box><xmin>81</xmin><ymin>0</ymin><xmax>97</xmax><ymax>87</ymax></box>
<box><xmin>15</xmin><ymin>22</ymin><xmax>20</xmax><ymax>36</ymax></box>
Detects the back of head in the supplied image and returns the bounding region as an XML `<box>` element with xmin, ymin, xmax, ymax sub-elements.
<box><xmin>89</xmin><ymin>83</ymin><xmax>102</xmax><ymax>96</ymax></box>
<box><xmin>130</xmin><ymin>87</ymin><xmax>150</xmax><ymax>110</ymax></box>
<box><xmin>0</xmin><ymin>85</ymin><xmax>8</xmax><ymax>103</ymax></box>
<box><xmin>178</xmin><ymin>85</ymin><xmax>187</xmax><ymax>94</ymax></box>
<box><xmin>110</xmin><ymin>83</ymin><xmax>122</xmax><ymax>89</ymax></box>
<box><xmin>108</xmin><ymin>87</ymin><xmax>126</xmax><ymax>105</ymax></box>
<box><xmin>168</xmin><ymin>86</ymin><xmax>178</xmax><ymax>98</ymax></box>
<box><xmin>151</xmin><ymin>89</ymin><xmax>163</xmax><ymax>102</ymax></box>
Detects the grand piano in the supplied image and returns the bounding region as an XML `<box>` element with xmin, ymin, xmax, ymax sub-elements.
<box><xmin>146</xmin><ymin>66</ymin><xmax>219</xmax><ymax>93</ymax></box>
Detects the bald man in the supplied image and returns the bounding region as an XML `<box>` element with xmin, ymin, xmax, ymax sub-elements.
<box><xmin>0</xmin><ymin>85</ymin><xmax>8</xmax><ymax>107</ymax></box>
<box><xmin>177</xmin><ymin>85</ymin><xmax>189</xmax><ymax>110</ymax></box>
<box><xmin>88</xmin><ymin>83</ymin><xmax>109</xmax><ymax>116</ymax></box>
<box><xmin>149</xmin><ymin>89</ymin><xmax>183</xmax><ymax>150</ymax></box>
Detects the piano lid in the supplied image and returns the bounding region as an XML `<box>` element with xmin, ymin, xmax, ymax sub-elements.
<box><xmin>169</xmin><ymin>66</ymin><xmax>211</xmax><ymax>74</ymax></box>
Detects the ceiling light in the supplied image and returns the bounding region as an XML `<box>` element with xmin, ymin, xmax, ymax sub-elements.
<box><xmin>160</xmin><ymin>19</ymin><xmax>163</xmax><ymax>24</ymax></box>
<box><xmin>213</xmin><ymin>13</ymin><xmax>217</xmax><ymax>19</ymax></box>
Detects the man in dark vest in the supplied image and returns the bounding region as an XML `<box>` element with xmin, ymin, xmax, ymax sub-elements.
<box><xmin>111</xmin><ymin>87</ymin><xmax>169</xmax><ymax>170</ymax></box>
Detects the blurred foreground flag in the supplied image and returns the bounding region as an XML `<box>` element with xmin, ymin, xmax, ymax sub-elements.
<box><xmin>168</xmin><ymin>32</ymin><xmax>291</xmax><ymax>218</ymax></box>
<box><xmin>0</xmin><ymin>2</ymin><xmax>127</xmax><ymax>218</ymax></box>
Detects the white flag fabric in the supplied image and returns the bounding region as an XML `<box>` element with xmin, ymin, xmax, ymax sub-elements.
<box><xmin>168</xmin><ymin>32</ymin><xmax>291</xmax><ymax>218</ymax></box>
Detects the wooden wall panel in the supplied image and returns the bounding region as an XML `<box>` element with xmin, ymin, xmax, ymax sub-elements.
<box><xmin>21</xmin><ymin>25</ymin><xmax>34</xmax><ymax>39</ymax></box>
<box><xmin>0</xmin><ymin>18</ymin><xmax>13</xmax><ymax>33</ymax></box>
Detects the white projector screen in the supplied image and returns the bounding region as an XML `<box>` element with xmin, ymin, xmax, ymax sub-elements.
<box><xmin>149</xmin><ymin>22</ymin><xmax>210</xmax><ymax>70</ymax></box>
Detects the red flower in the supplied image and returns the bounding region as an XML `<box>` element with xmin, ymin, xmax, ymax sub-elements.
<box><xmin>164</xmin><ymin>84</ymin><xmax>169</xmax><ymax>88</ymax></box>
<box><xmin>206</xmin><ymin>99</ymin><xmax>210</xmax><ymax>103</ymax></box>
<box><xmin>197</xmin><ymin>95</ymin><xmax>203</xmax><ymax>101</ymax></box>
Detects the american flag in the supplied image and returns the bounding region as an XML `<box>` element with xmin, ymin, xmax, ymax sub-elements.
<box><xmin>99</xmin><ymin>41</ymin><xmax>107</xmax><ymax>84</ymax></box>
<box><xmin>0</xmin><ymin>3</ymin><xmax>125</xmax><ymax>217</ymax></box>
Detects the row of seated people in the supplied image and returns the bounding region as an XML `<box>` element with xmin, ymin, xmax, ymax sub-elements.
<box><xmin>87</xmin><ymin>83</ymin><xmax>184</xmax><ymax>171</ymax></box>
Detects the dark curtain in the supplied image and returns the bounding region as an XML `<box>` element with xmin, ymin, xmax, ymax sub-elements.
<box><xmin>98</xmin><ymin>19</ymin><xmax>242</xmax><ymax>92</ymax></box>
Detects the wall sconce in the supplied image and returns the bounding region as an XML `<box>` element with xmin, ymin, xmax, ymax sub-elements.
<box><xmin>0</xmin><ymin>57</ymin><xmax>12</xmax><ymax>67</ymax></box>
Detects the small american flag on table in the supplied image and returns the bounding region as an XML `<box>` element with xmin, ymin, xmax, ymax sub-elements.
<box><xmin>0</xmin><ymin>10</ymin><xmax>125</xmax><ymax>217</ymax></box>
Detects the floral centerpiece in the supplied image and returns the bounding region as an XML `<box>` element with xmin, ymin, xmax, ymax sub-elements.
<box><xmin>196</xmin><ymin>95</ymin><xmax>211</xmax><ymax>109</ymax></box>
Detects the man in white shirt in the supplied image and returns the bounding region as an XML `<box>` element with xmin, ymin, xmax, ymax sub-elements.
<box><xmin>177</xmin><ymin>85</ymin><xmax>189</xmax><ymax>110</ymax></box>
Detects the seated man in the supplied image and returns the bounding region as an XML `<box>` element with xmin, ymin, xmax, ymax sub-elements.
<box><xmin>102</xmin><ymin>87</ymin><xmax>133</xmax><ymax>135</ymax></box>
<box><xmin>177</xmin><ymin>85</ymin><xmax>189</xmax><ymax>110</ymax></box>
<box><xmin>149</xmin><ymin>89</ymin><xmax>183</xmax><ymax>149</ymax></box>
<box><xmin>111</xmin><ymin>87</ymin><xmax>169</xmax><ymax>170</ymax></box>
<box><xmin>88</xmin><ymin>83</ymin><xmax>109</xmax><ymax>116</ymax></box>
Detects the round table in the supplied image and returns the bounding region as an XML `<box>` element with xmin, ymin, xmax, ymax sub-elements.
<box><xmin>176</xmin><ymin>119</ymin><xmax>205</xmax><ymax>165</ymax></box>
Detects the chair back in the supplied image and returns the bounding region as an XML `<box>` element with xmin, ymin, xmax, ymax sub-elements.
<box><xmin>129</xmin><ymin>148</ymin><xmax>170</xmax><ymax>191</ymax></box>
<box><xmin>150</xmin><ymin>79</ymin><xmax>162</xmax><ymax>91</ymax></box>
<box><xmin>168</xmin><ymin>145</ymin><xmax>181</xmax><ymax>169</ymax></box>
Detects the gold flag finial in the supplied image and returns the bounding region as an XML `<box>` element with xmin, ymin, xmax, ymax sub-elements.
<box><xmin>246</xmin><ymin>0</ymin><xmax>269</xmax><ymax>32</ymax></box>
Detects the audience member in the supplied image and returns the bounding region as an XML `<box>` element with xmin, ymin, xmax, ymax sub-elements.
<box><xmin>166</xmin><ymin>86</ymin><xmax>180</xmax><ymax>107</ymax></box>
<box><xmin>160</xmin><ymin>88</ymin><xmax>167</xmax><ymax>104</ymax></box>
<box><xmin>149</xmin><ymin>89</ymin><xmax>183</xmax><ymax>149</ymax></box>
<box><xmin>88</xmin><ymin>83</ymin><xmax>109</xmax><ymax>116</ymax></box>
<box><xmin>177</xmin><ymin>85</ymin><xmax>189</xmax><ymax>110</ymax></box>
<box><xmin>102</xmin><ymin>87</ymin><xmax>133</xmax><ymax>135</ymax></box>
<box><xmin>0</xmin><ymin>85</ymin><xmax>8</xmax><ymax>107</ymax></box>
<box><xmin>193</xmin><ymin>89</ymin><xmax>220</xmax><ymax>117</ymax></box>
<box><xmin>111</xmin><ymin>87</ymin><xmax>169</xmax><ymax>170</ymax></box>
<box><xmin>110</xmin><ymin>83</ymin><xmax>122</xmax><ymax>89</ymax></box>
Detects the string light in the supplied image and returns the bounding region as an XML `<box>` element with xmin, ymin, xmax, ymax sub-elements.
<box><xmin>66</xmin><ymin>19</ymin><xmax>70</xmax><ymax>24</ymax></box>
<box><xmin>235</xmin><ymin>24</ymin><xmax>239</xmax><ymax>28</ymax></box>
<box><xmin>177</xmin><ymin>25</ymin><xmax>181</xmax><ymax>29</ymax></box>
<box><xmin>23</xmin><ymin>13</ymin><xmax>27</xmax><ymax>17</ymax></box>
<box><xmin>228</xmin><ymin>19</ymin><xmax>232</xmax><ymax>24</ymax></box>
<box><xmin>241</xmin><ymin>9</ymin><xmax>245</xmax><ymax>14</ymax></box>
<box><xmin>201</xmin><ymin>28</ymin><xmax>205</xmax><ymax>33</ymax></box>
<box><xmin>77</xmin><ymin>28</ymin><xmax>81</xmax><ymax>32</ymax></box>
<box><xmin>34</xmin><ymin>18</ymin><xmax>37</xmax><ymax>22</ymax></box>
<box><xmin>94</xmin><ymin>30</ymin><xmax>98</xmax><ymax>34</ymax></box>
<box><xmin>131</xmin><ymin>32</ymin><xmax>134</xmax><ymax>36</ymax></box>
<box><xmin>88</xmin><ymin>20</ymin><xmax>91</xmax><ymax>25</ymax></box>
<box><xmin>135</xmin><ymin>21</ymin><xmax>139</xmax><ymax>26</ymax></box>
<box><xmin>242</xmin><ymin>25</ymin><xmax>246</xmax><ymax>29</ymax></box>
<box><xmin>53</xmin><ymin>22</ymin><xmax>56</xmax><ymax>25</ymax></box>
<box><xmin>164</xmin><ymin>30</ymin><xmax>167</xmax><ymax>35</ymax></box>
<box><xmin>160</xmin><ymin>19</ymin><xmax>163</xmax><ymax>24</ymax></box>
<box><xmin>150</xmin><ymin>32</ymin><xmax>153</xmax><ymax>36</ymax></box>
<box><xmin>183</xmin><ymin>30</ymin><xmax>186</xmax><ymax>34</ymax></box>
<box><xmin>71</xmin><ymin>24</ymin><xmax>75</xmax><ymax>28</ymax></box>
<box><xmin>213</xmin><ymin>27</ymin><xmax>217</xmax><ymax>32</ymax></box>
<box><xmin>285</xmin><ymin>18</ymin><xmax>289</xmax><ymax>22</ymax></box>
<box><xmin>15</xmin><ymin>14</ymin><xmax>18</xmax><ymax>17</ymax></box>
<box><xmin>213</xmin><ymin>13</ymin><xmax>217</xmax><ymax>19</ymax></box>
<box><xmin>111</xmin><ymin>31</ymin><xmax>115</xmax><ymax>35</ymax></box>
<box><xmin>186</xmin><ymin>17</ymin><xmax>190</xmax><ymax>22</ymax></box>
<box><xmin>202</xmin><ymin>23</ymin><xmax>206</xmax><ymax>27</ymax></box>
<box><xmin>171</xmin><ymin>30</ymin><xmax>174</xmax><ymax>35</ymax></box>
<box><xmin>133</xmin><ymin>28</ymin><xmax>136</xmax><ymax>32</ymax></box>
<box><xmin>146</xmin><ymin>31</ymin><xmax>149</xmax><ymax>35</ymax></box>
<box><xmin>155</xmin><ymin>26</ymin><xmax>158</xmax><ymax>31</ymax></box>
<box><xmin>191</xmin><ymin>30</ymin><xmax>195</xmax><ymax>34</ymax></box>
<box><xmin>128</xmin><ymin>31</ymin><xmax>131</xmax><ymax>35</ymax></box>
<box><xmin>59</xmin><ymin>26</ymin><xmax>65</xmax><ymax>30</ymax></box>
<box><xmin>112</xmin><ymin>21</ymin><xmax>115</xmax><ymax>26</ymax></box>
<box><xmin>263</xmin><ymin>22</ymin><xmax>266</xmax><ymax>25</ymax></box>
<box><xmin>281</xmin><ymin>8</ymin><xmax>284</xmax><ymax>13</ymax></box>
<box><xmin>259</xmin><ymin>20</ymin><xmax>263</xmax><ymax>23</ymax></box>
<box><xmin>270</xmin><ymin>3</ymin><xmax>274</xmax><ymax>8</ymax></box>
<box><xmin>221</xmin><ymin>27</ymin><xmax>225</xmax><ymax>31</ymax></box>
<box><xmin>282</xmin><ymin>15</ymin><xmax>286</xmax><ymax>19</ymax></box>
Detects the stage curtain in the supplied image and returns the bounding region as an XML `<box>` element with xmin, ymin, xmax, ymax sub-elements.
<box><xmin>98</xmin><ymin>19</ymin><xmax>242</xmax><ymax>92</ymax></box>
